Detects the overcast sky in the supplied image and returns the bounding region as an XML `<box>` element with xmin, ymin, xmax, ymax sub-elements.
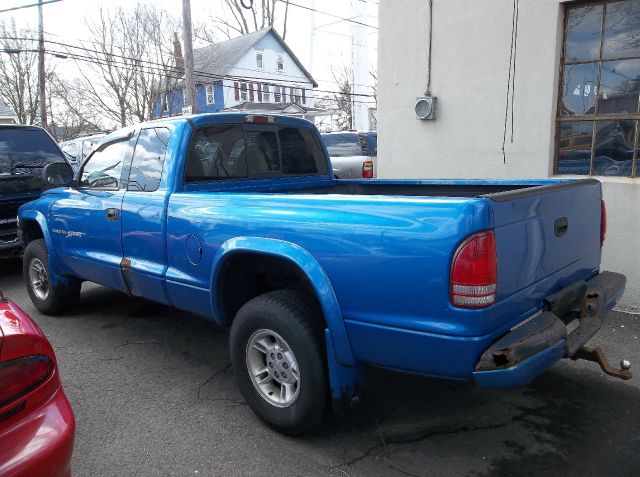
<box><xmin>4</xmin><ymin>0</ymin><xmax>378</xmax><ymax>101</ymax></box>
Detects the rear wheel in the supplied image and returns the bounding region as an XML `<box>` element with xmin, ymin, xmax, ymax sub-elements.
<box><xmin>23</xmin><ymin>239</ymin><xmax>81</xmax><ymax>315</ymax></box>
<box><xmin>230</xmin><ymin>290</ymin><xmax>327</xmax><ymax>435</ymax></box>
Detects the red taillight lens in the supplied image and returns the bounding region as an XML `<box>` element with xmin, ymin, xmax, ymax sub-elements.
<box><xmin>600</xmin><ymin>200</ymin><xmax>607</xmax><ymax>248</ymax></box>
<box><xmin>245</xmin><ymin>115</ymin><xmax>275</xmax><ymax>124</ymax></box>
<box><xmin>0</xmin><ymin>355</ymin><xmax>53</xmax><ymax>408</ymax></box>
<box><xmin>362</xmin><ymin>160</ymin><xmax>374</xmax><ymax>178</ymax></box>
<box><xmin>450</xmin><ymin>231</ymin><xmax>497</xmax><ymax>308</ymax></box>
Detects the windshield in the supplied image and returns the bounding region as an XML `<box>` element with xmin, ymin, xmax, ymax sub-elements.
<box><xmin>0</xmin><ymin>128</ymin><xmax>64</xmax><ymax>176</ymax></box>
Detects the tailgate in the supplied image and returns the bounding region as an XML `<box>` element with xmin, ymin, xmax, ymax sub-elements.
<box><xmin>489</xmin><ymin>179</ymin><xmax>602</xmax><ymax>307</ymax></box>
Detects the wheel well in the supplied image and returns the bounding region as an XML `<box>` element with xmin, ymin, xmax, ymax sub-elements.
<box><xmin>217</xmin><ymin>253</ymin><xmax>325</xmax><ymax>326</ymax></box>
<box><xmin>21</xmin><ymin>219</ymin><xmax>44</xmax><ymax>246</ymax></box>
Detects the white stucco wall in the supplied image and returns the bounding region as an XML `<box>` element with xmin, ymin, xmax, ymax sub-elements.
<box><xmin>377</xmin><ymin>0</ymin><xmax>640</xmax><ymax>306</ymax></box>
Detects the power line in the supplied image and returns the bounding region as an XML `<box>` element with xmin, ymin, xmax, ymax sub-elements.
<box><xmin>0</xmin><ymin>35</ymin><xmax>377</xmax><ymax>99</ymax></box>
<box><xmin>0</xmin><ymin>0</ymin><xmax>62</xmax><ymax>14</ymax></box>
<box><xmin>285</xmin><ymin>0</ymin><xmax>377</xmax><ymax>30</ymax></box>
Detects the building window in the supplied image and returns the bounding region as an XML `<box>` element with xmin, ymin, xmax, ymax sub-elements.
<box><xmin>274</xmin><ymin>85</ymin><xmax>281</xmax><ymax>103</ymax></box>
<box><xmin>240</xmin><ymin>82</ymin><xmax>248</xmax><ymax>101</ymax></box>
<box><xmin>163</xmin><ymin>93</ymin><xmax>169</xmax><ymax>112</ymax></box>
<box><xmin>294</xmin><ymin>88</ymin><xmax>302</xmax><ymax>105</ymax></box>
<box><xmin>556</xmin><ymin>1</ymin><xmax>640</xmax><ymax>177</ymax></box>
<box><xmin>263</xmin><ymin>84</ymin><xmax>271</xmax><ymax>103</ymax></box>
<box><xmin>205</xmin><ymin>84</ymin><xmax>215</xmax><ymax>105</ymax></box>
<box><xmin>256</xmin><ymin>51</ymin><xmax>264</xmax><ymax>69</ymax></box>
<box><xmin>276</xmin><ymin>54</ymin><xmax>284</xmax><ymax>72</ymax></box>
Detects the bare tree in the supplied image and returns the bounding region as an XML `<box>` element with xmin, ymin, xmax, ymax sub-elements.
<box><xmin>49</xmin><ymin>77</ymin><xmax>104</xmax><ymax>140</ymax></box>
<box><xmin>0</xmin><ymin>20</ymin><xmax>42</xmax><ymax>125</ymax></box>
<box><xmin>329</xmin><ymin>65</ymin><xmax>354</xmax><ymax>131</ymax></box>
<box><xmin>209</xmin><ymin>0</ymin><xmax>291</xmax><ymax>40</ymax></box>
<box><xmin>67</xmin><ymin>4</ymin><xmax>181</xmax><ymax>128</ymax></box>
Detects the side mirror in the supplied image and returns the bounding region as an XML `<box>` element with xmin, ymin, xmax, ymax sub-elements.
<box><xmin>42</xmin><ymin>162</ymin><xmax>74</xmax><ymax>188</ymax></box>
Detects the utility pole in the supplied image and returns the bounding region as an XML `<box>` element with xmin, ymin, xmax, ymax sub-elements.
<box><xmin>38</xmin><ymin>0</ymin><xmax>48</xmax><ymax>129</ymax></box>
<box><xmin>182</xmin><ymin>0</ymin><xmax>196</xmax><ymax>114</ymax></box>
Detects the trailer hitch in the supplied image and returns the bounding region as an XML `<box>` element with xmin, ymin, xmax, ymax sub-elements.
<box><xmin>573</xmin><ymin>346</ymin><xmax>632</xmax><ymax>380</ymax></box>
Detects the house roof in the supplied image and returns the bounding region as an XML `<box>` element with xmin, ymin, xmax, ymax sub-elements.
<box><xmin>194</xmin><ymin>27</ymin><xmax>317</xmax><ymax>87</ymax></box>
<box><xmin>225</xmin><ymin>101</ymin><xmax>328</xmax><ymax>118</ymax></box>
<box><xmin>0</xmin><ymin>99</ymin><xmax>17</xmax><ymax>119</ymax></box>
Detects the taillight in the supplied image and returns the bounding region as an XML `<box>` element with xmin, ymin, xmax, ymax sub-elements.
<box><xmin>362</xmin><ymin>160</ymin><xmax>374</xmax><ymax>178</ymax></box>
<box><xmin>245</xmin><ymin>115</ymin><xmax>275</xmax><ymax>124</ymax></box>
<box><xmin>450</xmin><ymin>231</ymin><xmax>497</xmax><ymax>308</ymax></box>
<box><xmin>0</xmin><ymin>355</ymin><xmax>53</xmax><ymax>408</ymax></box>
<box><xmin>600</xmin><ymin>200</ymin><xmax>607</xmax><ymax>248</ymax></box>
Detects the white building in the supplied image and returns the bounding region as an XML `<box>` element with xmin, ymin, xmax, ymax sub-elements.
<box><xmin>377</xmin><ymin>0</ymin><xmax>640</xmax><ymax>307</ymax></box>
<box><xmin>0</xmin><ymin>100</ymin><xmax>18</xmax><ymax>124</ymax></box>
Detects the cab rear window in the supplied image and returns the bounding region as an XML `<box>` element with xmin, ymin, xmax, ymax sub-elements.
<box><xmin>185</xmin><ymin>125</ymin><xmax>327</xmax><ymax>182</ymax></box>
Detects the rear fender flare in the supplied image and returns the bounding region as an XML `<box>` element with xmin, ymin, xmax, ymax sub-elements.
<box><xmin>211</xmin><ymin>237</ymin><xmax>355</xmax><ymax>366</ymax></box>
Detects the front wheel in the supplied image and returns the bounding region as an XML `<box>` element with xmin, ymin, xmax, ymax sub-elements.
<box><xmin>230</xmin><ymin>290</ymin><xmax>327</xmax><ymax>435</ymax></box>
<box><xmin>23</xmin><ymin>239</ymin><xmax>81</xmax><ymax>315</ymax></box>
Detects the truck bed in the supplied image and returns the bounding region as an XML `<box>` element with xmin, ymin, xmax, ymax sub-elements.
<box><xmin>259</xmin><ymin>179</ymin><xmax>596</xmax><ymax>200</ymax></box>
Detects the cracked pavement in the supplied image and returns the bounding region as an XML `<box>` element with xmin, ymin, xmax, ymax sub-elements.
<box><xmin>1</xmin><ymin>257</ymin><xmax>639</xmax><ymax>476</ymax></box>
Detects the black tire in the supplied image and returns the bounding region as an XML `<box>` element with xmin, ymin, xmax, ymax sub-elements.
<box><xmin>230</xmin><ymin>290</ymin><xmax>327</xmax><ymax>435</ymax></box>
<box><xmin>23</xmin><ymin>239</ymin><xmax>81</xmax><ymax>315</ymax></box>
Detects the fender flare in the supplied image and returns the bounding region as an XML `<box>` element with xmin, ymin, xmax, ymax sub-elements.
<box><xmin>19</xmin><ymin>209</ymin><xmax>67</xmax><ymax>287</ymax></box>
<box><xmin>211</xmin><ymin>237</ymin><xmax>355</xmax><ymax>366</ymax></box>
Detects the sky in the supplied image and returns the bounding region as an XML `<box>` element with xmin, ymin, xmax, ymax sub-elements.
<box><xmin>3</xmin><ymin>0</ymin><xmax>378</xmax><ymax>111</ymax></box>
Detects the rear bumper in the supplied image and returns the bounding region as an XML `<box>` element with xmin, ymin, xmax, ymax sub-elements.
<box><xmin>473</xmin><ymin>271</ymin><xmax>626</xmax><ymax>389</ymax></box>
<box><xmin>0</xmin><ymin>385</ymin><xmax>75</xmax><ymax>477</ymax></box>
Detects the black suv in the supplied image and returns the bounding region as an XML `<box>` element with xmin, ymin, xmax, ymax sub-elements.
<box><xmin>0</xmin><ymin>125</ymin><xmax>69</xmax><ymax>257</ymax></box>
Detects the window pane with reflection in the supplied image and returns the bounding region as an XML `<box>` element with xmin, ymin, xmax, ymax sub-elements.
<box><xmin>565</xmin><ymin>5</ymin><xmax>604</xmax><ymax>62</ymax></box>
<box><xmin>593</xmin><ymin>120</ymin><xmax>636</xmax><ymax>177</ymax></box>
<box><xmin>561</xmin><ymin>63</ymin><xmax>599</xmax><ymax>115</ymax></box>
<box><xmin>603</xmin><ymin>1</ymin><xmax>640</xmax><ymax>59</ymax></box>
<box><xmin>557</xmin><ymin>121</ymin><xmax>594</xmax><ymax>175</ymax></box>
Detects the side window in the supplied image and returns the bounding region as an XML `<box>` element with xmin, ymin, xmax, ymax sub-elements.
<box><xmin>185</xmin><ymin>125</ymin><xmax>247</xmax><ymax>182</ymax></box>
<box><xmin>79</xmin><ymin>139</ymin><xmax>129</xmax><ymax>189</ymax></box>
<box><xmin>61</xmin><ymin>142</ymin><xmax>78</xmax><ymax>161</ymax></box>
<box><xmin>321</xmin><ymin>133</ymin><xmax>362</xmax><ymax>157</ymax></box>
<box><xmin>127</xmin><ymin>128</ymin><xmax>170</xmax><ymax>192</ymax></box>
<box><xmin>246</xmin><ymin>130</ymin><xmax>280</xmax><ymax>175</ymax></box>
<box><xmin>279</xmin><ymin>127</ymin><xmax>327</xmax><ymax>175</ymax></box>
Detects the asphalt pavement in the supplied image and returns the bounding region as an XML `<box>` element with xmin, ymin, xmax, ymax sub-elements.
<box><xmin>1</xmin><ymin>257</ymin><xmax>639</xmax><ymax>476</ymax></box>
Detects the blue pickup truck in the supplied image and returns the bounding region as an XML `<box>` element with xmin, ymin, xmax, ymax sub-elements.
<box><xmin>18</xmin><ymin>113</ymin><xmax>629</xmax><ymax>434</ymax></box>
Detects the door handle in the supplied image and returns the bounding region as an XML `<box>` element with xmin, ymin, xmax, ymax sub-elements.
<box><xmin>106</xmin><ymin>208</ymin><xmax>120</xmax><ymax>221</ymax></box>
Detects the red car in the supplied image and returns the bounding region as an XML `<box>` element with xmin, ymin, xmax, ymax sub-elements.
<box><xmin>0</xmin><ymin>292</ymin><xmax>75</xmax><ymax>477</ymax></box>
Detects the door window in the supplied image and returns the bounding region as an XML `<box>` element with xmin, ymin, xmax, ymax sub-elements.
<box><xmin>79</xmin><ymin>139</ymin><xmax>129</xmax><ymax>189</ymax></box>
<box><xmin>127</xmin><ymin>128</ymin><xmax>170</xmax><ymax>191</ymax></box>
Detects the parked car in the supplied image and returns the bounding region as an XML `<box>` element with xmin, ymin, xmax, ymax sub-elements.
<box><xmin>18</xmin><ymin>113</ymin><xmax>627</xmax><ymax>435</ymax></box>
<box><xmin>0</xmin><ymin>292</ymin><xmax>75</xmax><ymax>477</ymax></box>
<box><xmin>59</xmin><ymin>133</ymin><xmax>107</xmax><ymax>172</ymax></box>
<box><xmin>0</xmin><ymin>125</ymin><xmax>73</xmax><ymax>258</ymax></box>
<box><xmin>321</xmin><ymin>131</ymin><xmax>377</xmax><ymax>179</ymax></box>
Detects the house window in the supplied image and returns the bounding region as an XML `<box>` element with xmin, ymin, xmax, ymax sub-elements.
<box><xmin>277</xmin><ymin>54</ymin><xmax>284</xmax><ymax>72</ymax></box>
<box><xmin>163</xmin><ymin>93</ymin><xmax>169</xmax><ymax>112</ymax></box>
<box><xmin>256</xmin><ymin>51</ymin><xmax>264</xmax><ymax>69</ymax></box>
<box><xmin>240</xmin><ymin>82</ymin><xmax>248</xmax><ymax>101</ymax></box>
<box><xmin>556</xmin><ymin>1</ymin><xmax>640</xmax><ymax>177</ymax></box>
<box><xmin>294</xmin><ymin>88</ymin><xmax>302</xmax><ymax>105</ymax></box>
<box><xmin>263</xmin><ymin>84</ymin><xmax>271</xmax><ymax>103</ymax></box>
<box><xmin>274</xmin><ymin>85</ymin><xmax>281</xmax><ymax>103</ymax></box>
<box><xmin>205</xmin><ymin>84</ymin><xmax>215</xmax><ymax>105</ymax></box>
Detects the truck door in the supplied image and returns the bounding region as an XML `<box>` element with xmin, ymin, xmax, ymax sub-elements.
<box><xmin>120</xmin><ymin>127</ymin><xmax>172</xmax><ymax>305</ymax></box>
<box><xmin>49</xmin><ymin>134</ymin><xmax>134</xmax><ymax>291</ymax></box>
